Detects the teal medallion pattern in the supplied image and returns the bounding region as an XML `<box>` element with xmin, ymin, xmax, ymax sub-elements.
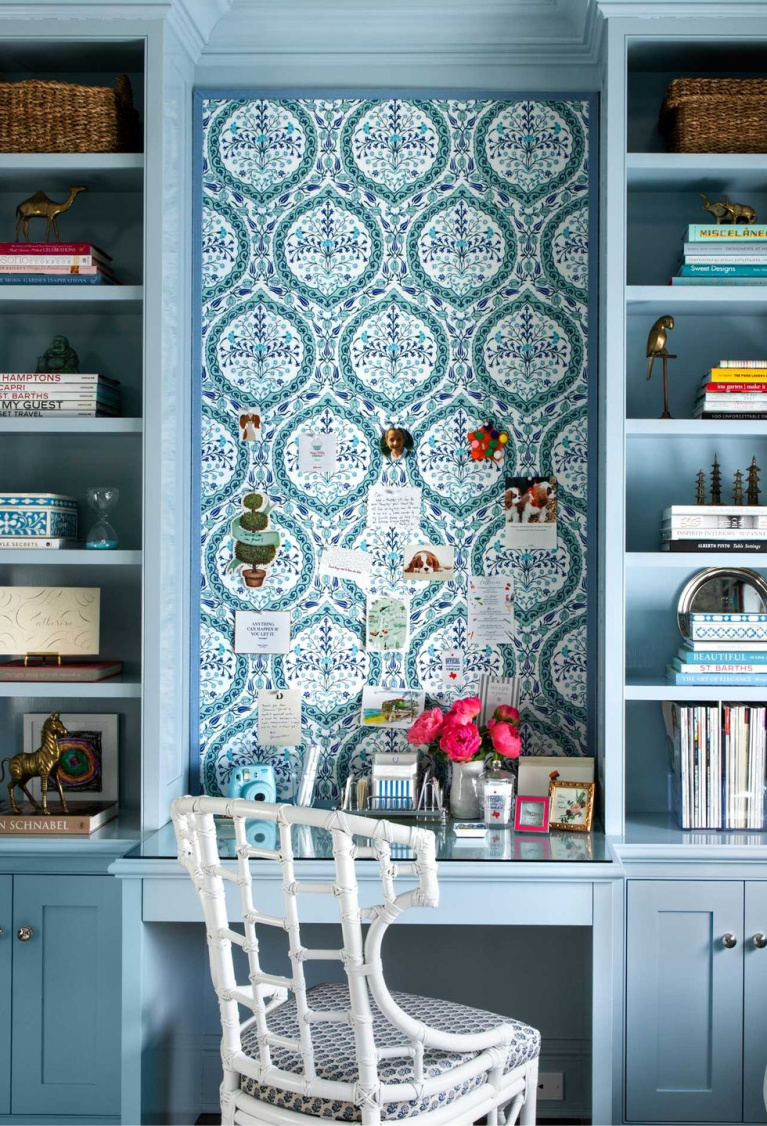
<box><xmin>199</xmin><ymin>96</ymin><xmax>591</xmax><ymax>799</ymax></box>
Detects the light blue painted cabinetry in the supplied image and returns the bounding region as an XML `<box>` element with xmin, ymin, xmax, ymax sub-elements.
<box><xmin>626</xmin><ymin>879</ymin><xmax>767</xmax><ymax>1124</ymax></box>
<box><xmin>9</xmin><ymin>876</ymin><xmax>122</xmax><ymax>1120</ymax></box>
<box><xmin>0</xmin><ymin>876</ymin><xmax>11</xmax><ymax>1117</ymax></box>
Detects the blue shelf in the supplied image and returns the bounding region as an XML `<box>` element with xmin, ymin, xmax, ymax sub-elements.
<box><xmin>627</xmin><ymin>153</ymin><xmax>767</xmax><ymax>193</ymax></box>
<box><xmin>627</xmin><ymin>553</ymin><xmax>767</xmax><ymax>568</ymax></box>
<box><xmin>0</xmin><ymin>678</ymin><xmax>141</xmax><ymax>698</ymax></box>
<box><xmin>626</xmin><ymin>419</ymin><xmax>767</xmax><ymax>437</ymax></box>
<box><xmin>0</xmin><ymin>286</ymin><xmax>143</xmax><ymax>313</ymax></box>
<box><xmin>0</xmin><ymin>417</ymin><xmax>142</xmax><ymax>434</ymax></box>
<box><xmin>626</xmin><ymin>677</ymin><xmax>767</xmax><ymax>702</ymax></box>
<box><xmin>0</xmin><ymin>152</ymin><xmax>144</xmax><ymax>192</ymax></box>
<box><xmin>0</xmin><ymin>549</ymin><xmax>141</xmax><ymax>565</ymax></box>
<box><xmin>627</xmin><ymin>286</ymin><xmax>767</xmax><ymax>315</ymax></box>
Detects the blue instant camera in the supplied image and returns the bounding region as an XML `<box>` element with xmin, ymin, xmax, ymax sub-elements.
<box><xmin>227</xmin><ymin>764</ymin><xmax>277</xmax><ymax>804</ymax></box>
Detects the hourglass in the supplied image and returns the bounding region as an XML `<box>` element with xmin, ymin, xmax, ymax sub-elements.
<box><xmin>86</xmin><ymin>487</ymin><xmax>119</xmax><ymax>550</ymax></box>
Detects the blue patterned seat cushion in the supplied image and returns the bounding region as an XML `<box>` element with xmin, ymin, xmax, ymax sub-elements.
<box><xmin>239</xmin><ymin>982</ymin><xmax>539</xmax><ymax>1121</ymax></box>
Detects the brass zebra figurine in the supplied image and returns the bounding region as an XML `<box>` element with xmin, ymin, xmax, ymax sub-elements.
<box><xmin>0</xmin><ymin>712</ymin><xmax>70</xmax><ymax>815</ymax></box>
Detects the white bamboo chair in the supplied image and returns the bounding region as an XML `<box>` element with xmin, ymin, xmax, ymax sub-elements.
<box><xmin>171</xmin><ymin>796</ymin><xmax>540</xmax><ymax>1125</ymax></box>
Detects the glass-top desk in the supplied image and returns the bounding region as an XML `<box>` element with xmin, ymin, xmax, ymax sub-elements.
<box><xmin>125</xmin><ymin>816</ymin><xmax>611</xmax><ymax>864</ymax></box>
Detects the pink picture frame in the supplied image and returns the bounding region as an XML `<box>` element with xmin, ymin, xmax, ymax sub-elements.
<box><xmin>514</xmin><ymin>794</ymin><xmax>550</xmax><ymax>833</ymax></box>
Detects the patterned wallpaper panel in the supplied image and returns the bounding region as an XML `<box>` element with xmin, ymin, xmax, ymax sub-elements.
<box><xmin>198</xmin><ymin>96</ymin><xmax>591</xmax><ymax>800</ymax></box>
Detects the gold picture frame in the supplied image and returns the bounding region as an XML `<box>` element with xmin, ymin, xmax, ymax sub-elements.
<box><xmin>548</xmin><ymin>779</ymin><xmax>595</xmax><ymax>833</ymax></box>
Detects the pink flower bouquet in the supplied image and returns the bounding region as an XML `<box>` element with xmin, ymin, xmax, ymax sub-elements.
<box><xmin>407</xmin><ymin>696</ymin><xmax>521</xmax><ymax>764</ymax></box>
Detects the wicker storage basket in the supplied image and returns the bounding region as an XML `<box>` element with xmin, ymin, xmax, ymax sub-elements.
<box><xmin>659</xmin><ymin>78</ymin><xmax>767</xmax><ymax>153</ymax></box>
<box><xmin>0</xmin><ymin>73</ymin><xmax>141</xmax><ymax>153</ymax></box>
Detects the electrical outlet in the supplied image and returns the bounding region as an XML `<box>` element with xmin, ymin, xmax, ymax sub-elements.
<box><xmin>538</xmin><ymin>1071</ymin><xmax>564</xmax><ymax>1101</ymax></box>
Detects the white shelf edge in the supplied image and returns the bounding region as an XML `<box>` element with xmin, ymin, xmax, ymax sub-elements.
<box><xmin>0</xmin><ymin>549</ymin><xmax>142</xmax><ymax>565</ymax></box>
<box><xmin>0</xmin><ymin>417</ymin><xmax>142</xmax><ymax>434</ymax></box>
<box><xmin>626</xmin><ymin>552</ymin><xmax>767</xmax><ymax>568</ymax></box>
<box><xmin>626</xmin><ymin>418</ymin><xmax>767</xmax><ymax>437</ymax></box>
<box><xmin>626</xmin><ymin>678</ymin><xmax>767</xmax><ymax>702</ymax></box>
<box><xmin>0</xmin><ymin>678</ymin><xmax>141</xmax><ymax>698</ymax></box>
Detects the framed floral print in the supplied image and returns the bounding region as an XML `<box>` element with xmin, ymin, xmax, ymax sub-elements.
<box><xmin>548</xmin><ymin>779</ymin><xmax>595</xmax><ymax>832</ymax></box>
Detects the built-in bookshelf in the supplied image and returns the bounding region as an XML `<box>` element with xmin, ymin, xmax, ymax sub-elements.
<box><xmin>0</xmin><ymin>38</ymin><xmax>146</xmax><ymax>833</ymax></box>
<box><xmin>604</xmin><ymin>23</ymin><xmax>767</xmax><ymax>839</ymax></box>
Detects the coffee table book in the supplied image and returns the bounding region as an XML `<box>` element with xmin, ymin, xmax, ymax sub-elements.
<box><xmin>0</xmin><ymin>660</ymin><xmax>122</xmax><ymax>681</ymax></box>
<box><xmin>0</xmin><ymin>801</ymin><xmax>118</xmax><ymax>835</ymax></box>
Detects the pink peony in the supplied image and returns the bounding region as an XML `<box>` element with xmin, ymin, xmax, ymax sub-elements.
<box><xmin>487</xmin><ymin>718</ymin><xmax>522</xmax><ymax>759</ymax></box>
<box><xmin>440</xmin><ymin>720</ymin><xmax>481</xmax><ymax>762</ymax></box>
<box><xmin>407</xmin><ymin>707</ymin><xmax>444</xmax><ymax>746</ymax></box>
<box><xmin>445</xmin><ymin>695</ymin><xmax>482</xmax><ymax>727</ymax></box>
<box><xmin>494</xmin><ymin>704</ymin><xmax>520</xmax><ymax>725</ymax></box>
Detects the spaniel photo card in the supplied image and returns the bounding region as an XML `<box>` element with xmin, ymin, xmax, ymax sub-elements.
<box><xmin>504</xmin><ymin>475</ymin><xmax>558</xmax><ymax>550</ymax></box>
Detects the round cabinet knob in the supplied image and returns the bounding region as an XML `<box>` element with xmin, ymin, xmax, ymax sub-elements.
<box><xmin>16</xmin><ymin>926</ymin><xmax>33</xmax><ymax>942</ymax></box>
<box><xmin>722</xmin><ymin>932</ymin><xmax>738</xmax><ymax>949</ymax></box>
<box><xmin>0</xmin><ymin>927</ymin><xmax>3</xmax><ymax>938</ymax></box>
<box><xmin>753</xmin><ymin>933</ymin><xmax>767</xmax><ymax>949</ymax></box>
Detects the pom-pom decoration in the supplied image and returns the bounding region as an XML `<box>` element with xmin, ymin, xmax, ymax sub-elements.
<box><xmin>467</xmin><ymin>422</ymin><xmax>509</xmax><ymax>462</ymax></box>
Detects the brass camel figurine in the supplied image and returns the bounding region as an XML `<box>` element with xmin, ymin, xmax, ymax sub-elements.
<box><xmin>14</xmin><ymin>186</ymin><xmax>88</xmax><ymax>242</ymax></box>
<box><xmin>0</xmin><ymin>712</ymin><xmax>70</xmax><ymax>815</ymax></box>
<box><xmin>646</xmin><ymin>314</ymin><xmax>676</xmax><ymax>419</ymax></box>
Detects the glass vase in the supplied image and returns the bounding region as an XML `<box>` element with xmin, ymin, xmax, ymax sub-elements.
<box><xmin>86</xmin><ymin>486</ymin><xmax>120</xmax><ymax>550</ymax></box>
<box><xmin>449</xmin><ymin>760</ymin><xmax>485</xmax><ymax>820</ymax></box>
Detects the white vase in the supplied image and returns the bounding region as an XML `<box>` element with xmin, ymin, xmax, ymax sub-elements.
<box><xmin>450</xmin><ymin>760</ymin><xmax>485</xmax><ymax>820</ymax></box>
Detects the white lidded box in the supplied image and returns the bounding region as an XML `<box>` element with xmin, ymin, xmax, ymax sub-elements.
<box><xmin>0</xmin><ymin>493</ymin><xmax>77</xmax><ymax>539</ymax></box>
<box><xmin>689</xmin><ymin>612</ymin><xmax>767</xmax><ymax>642</ymax></box>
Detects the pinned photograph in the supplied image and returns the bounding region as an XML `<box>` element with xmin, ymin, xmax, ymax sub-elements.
<box><xmin>367</xmin><ymin>595</ymin><xmax>409</xmax><ymax>652</ymax></box>
<box><xmin>403</xmin><ymin>543</ymin><xmax>454</xmax><ymax>582</ymax></box>
<box><xmin>361</xmin><ymin>686</ymin><xmax>425</xmax><ymax>728</ymax></box>
<box><xmin>380</xmin><ymin>426</ymin><xmax>414</xmax><ymax>461</ymax></box>
<box><xmin>504</xmin><ymin>475</ymin><xmax>558</xmax><ymax>550</ymax></box>
<box><xmin>239</xmin><ymin>412</ymin><xmax>261</xmax><ymax>442</ymax></box>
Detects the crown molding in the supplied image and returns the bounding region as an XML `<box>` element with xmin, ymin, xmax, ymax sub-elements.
<box><xmin>201</xmin><ymin>0</ymin><xmax>603</xmax><ymax>67</ymax></box>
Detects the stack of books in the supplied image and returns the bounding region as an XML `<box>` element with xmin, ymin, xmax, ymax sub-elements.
<box><xmin>0</xmin><ymin>242</ymin><xmax>117</xmax><ymax>285</ymax></box>
<box><xmin>694</xmin><ymin>360</ymin><xmax>767</xmax><ymax>420</ymax></box>
<box><xmin>663</xmin><ymin>702</ymin><xmax>766</xmax><ymax>830</ymax></box>
<box><xmin>661</xmin><ymin>504</ymin><xmax>767</xmax><ymax>553</ymax></box>
<box><xmin>673</xmin><ymin>224</ymin><xmax>767</xmax><ymax>286</ymax></box>
<box><xmin>0</xmin><ymin>372</ymin><xmax>120</xmax><ymax>418</ymax></box>
<box><xmin>667</xmin><ymin>614</ymin><xmax>767</xmax><ymax>686</ymax></box>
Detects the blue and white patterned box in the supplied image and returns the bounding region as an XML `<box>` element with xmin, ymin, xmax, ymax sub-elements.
<box><xmin>0</xmin><ymin>493</ymin><xmax>77</xmax><ymax>538</ymax></box>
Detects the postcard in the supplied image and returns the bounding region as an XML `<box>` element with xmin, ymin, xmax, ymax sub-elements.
<box><xmin>403</xmin><ymin>543</ymin><xmax>454</xmax><ymax>582</ymax></box>
<box><xmin>0</xmin><ymin>586</ymin><xmax>100</xmax><ymax>655</ymax></box>
<box><xmin>234</xmin><ymin>610</ymin><xmax>290</xmax><ymax>655</ymax></box>
<box><xmin>504</xmin><ymin>475</ymin><xmax>558</xmax><ymax>550</ymax></box>
<box><xmin>257</xmin><ymin>688</ymin><xmax>302</xmax><ymax>747</ymax></box>
<box><xmin>367</xmin><ymin>485</ymin><xmax>422</xmax><ymax>529</ymax></box>
<box><xmin>298</xmin><ymin>432</ymin><xmax>337</xmax><ymax>474</ymax></box>
<box><xmin>319</xmin><ymin>546</ymin><xmax>372</xmax><ymax>587</ymax></box>
<box><xmin>442</xmin><ymin>649</ymin><xmax>465</xmax><ymax>688</ymax></box>
<box><xmin>360</xmin><ymin>686</ymin><xmax>425</xmax><ymax>729</ymax></box>
<box><xmin>367</xmin><ymin>595</ymin><xmax>409</xmax><ymax>652</ymax></box>
<box><xmin>467</xmin><ymin>576</ymin><xmax>515</xmax><ymax>645</ymax></box>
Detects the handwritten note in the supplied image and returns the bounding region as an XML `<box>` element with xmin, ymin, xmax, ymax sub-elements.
<box><xmin>234</xmin><ymin>611</ymin><xmax>290</xmax><ymax>654</ymax></box>
<box><xmin>319</xmin><ymin>547</ymin><xmax>372</xmax><ymax>586</ymax></box>
<box><xmin>367</xmin><ymin>485</ymin><xmax>422</xmax><ymax>529</ymax></box>
<box><xmin>468</xmin><ymin>576</ymin><xmax>515</xmax><ymax>645</ymax></box>
<box><xmin>298</xmin><ymin>432</ymin><xmax>337</xmax><ymax>474</ymax></box>
<box><xmin>257</xmin><ymin>688</ymin><xmax>302</xmax><ymax>746</ymax></box>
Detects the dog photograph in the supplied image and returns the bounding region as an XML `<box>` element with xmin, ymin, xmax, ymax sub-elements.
<box><xmin>403</xmin><ymin>543</ymin><xmax>454</xmax><ymax>582</ymax></box>
<box><xmin>504</xmin><ymin>475</ymin><xmax>558</xmax><ymax>550</ymax></box>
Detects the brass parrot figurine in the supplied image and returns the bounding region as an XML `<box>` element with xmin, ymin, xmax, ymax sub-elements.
<box><xmin>646</xmin><ymin>314</ymin><xmax>676</xmax><ymax>419</ymax></box>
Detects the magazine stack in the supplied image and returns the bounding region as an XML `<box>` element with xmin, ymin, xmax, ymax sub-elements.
<box><xmin>663</xmin><ymin>701</ymin><xmax>766</xmax><ymax>830</ymax></box>
<box><xmin>661</xmin><ymin>504</ymin><xmax>767</xmax><ymax>554</ymax></box>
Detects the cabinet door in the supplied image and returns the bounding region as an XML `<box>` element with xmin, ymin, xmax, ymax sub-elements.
<box><xmin>11</xmin><ymin>874</ymin><xmax>122</xmax><ymax>1117</ymax></box>
<box><xmin>626</xmin><ymin>880</ymin><xmax>744</xmax><ymax>1123</ymax></box>
<box><xmin>0</xmin><ymin>875</ymin><xmax>11</xmax><ymax>1115</ymax></box>
<box><xmin>744</xmin><ymin>881</ymin><xmax>767</xmax><ymax>1123</ymax></box>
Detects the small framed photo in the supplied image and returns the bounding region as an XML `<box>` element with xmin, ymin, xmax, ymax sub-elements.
<box><xmin>548</xmin><ymin>780</ymin><xmax>595</xmax><ymax>833</ymax></box>
<box><xmin>23</xmin><ymin>713</ymin><xmax>118</xmax><ymax>804</ymax></box>
<box><xmin>514</xmin><ymin>794</ymin><xmax>550</xmax><ymax>833</ymax></box>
